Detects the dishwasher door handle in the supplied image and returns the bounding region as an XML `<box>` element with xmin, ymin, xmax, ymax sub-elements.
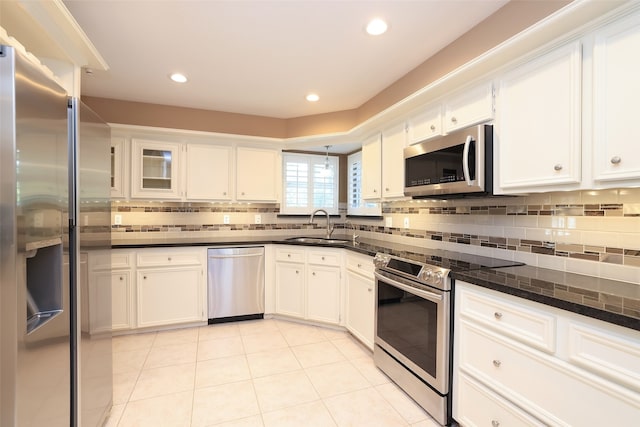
<box><xmin>208</xmin><ymin>253</ymin><xmax>263</xmax><ymax>259</ymax></box>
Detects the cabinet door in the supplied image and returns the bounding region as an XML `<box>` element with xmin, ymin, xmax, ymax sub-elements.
<box><xmin>131</xmin><ymin>139</ymin><xmax>182</xmax><ymax>199</ymax></box>
<box><xmin>236</xmin><ymin>146</ymin><xmax>279</xmax><ymax>201</ymax></box>
<box><xmin>407</xmin><ymin>104</ymin><xmax>442</xmax><ymax>145</ymax></box>
<box><xmin>275</xmin><ymin>262</ymin><xmax>305</xmax><ymax>318</ymax></box>
<box><xmin>110</xmin><ymin>271</ymin><xmax>133</xmax><ymax>331</ymax></box>
<box><xmin>361</xmin><ymin>133</ymin><xmax>382</xmax><ymax>200</ymax></box>
<box><xmin>444</xmin><ymin>82</ymin><xmax>494</xmax><ymax>133</ymax></box>
<box><xmin>381</xmin><ymin>123</ymin><xmax>406</xmax><ymax>199</ymax></box>
<box><xmin>186</xmin><ymin>144</ymin><xmax>232</xmax><ymax>200</ymax></box>
<box><xmin>137</xmin><ymin>267</ymin><xmax>203</xmax><ymax>328</ymax></box>
<box><xmin>496</xmin><ymin>42</ymin><xmax>582</xmax><ymax>192</ymax></box>
<box><xmin>307</xmin><ymin>265</ymin><xmax>341</xmax><ymax>324</ymax></box>
<box><xmin>346</xmin><ymin>270</ymin><xmax>374</xmax><ymax>349</ymax></box>
<box><xmin>110</xmin><ymin>137</ymin><xmax>127</xmax><ymax>199</ymax></box>
<box><xmin>592</xmin><ymin>13</ymin><xmax>640</xmax><ymax>183</ymax></box>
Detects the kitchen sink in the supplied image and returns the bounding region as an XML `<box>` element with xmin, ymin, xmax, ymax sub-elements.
<box><xmin>284</xmin><ymin>237</ymin><xmax>350</xmax><ymax>245</ymax></box>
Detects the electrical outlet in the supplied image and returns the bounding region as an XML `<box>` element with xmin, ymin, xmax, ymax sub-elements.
<box><xmin>385</xmin><ymin>217</ymin><xmax>392</xmax><ymax>227</ymax></box>
<box><xmin>223</xmin><ymin>215</ymin><xmax>230</xmax><ymax>224</ymax></box>
<box><xmin>254</xmin><ymin>214</ymin><xmax>262</xmax><ymax>224</ymax></box>
<box><xmin>403</xmin><ymin>217</ymin><xmax>410</xmax><ymax>229</ymax></box>
<box><xmin>114</xmin><ymin>214</ymin><xmax>122</xmax><ymax>225</ymax></box>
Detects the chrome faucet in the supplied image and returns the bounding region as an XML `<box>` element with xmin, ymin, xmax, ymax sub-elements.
<box><xmin>309</xmin><ymin>209</ymin><xmax>334</xmax><ymax>239</ymax></box>
<box><xmin>346</xmin><ymin>221</ymin><xmax>359</xmax><ymax>243</ymax></box>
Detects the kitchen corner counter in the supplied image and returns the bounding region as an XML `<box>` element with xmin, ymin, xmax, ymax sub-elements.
<box><xmin>452</xmin><ymin>265</ymin><xmax>640</xmax><ymax>332</ymax></box>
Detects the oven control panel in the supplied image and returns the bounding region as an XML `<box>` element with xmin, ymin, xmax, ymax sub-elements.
<box><xmin>374</xmin><ymin>252</ymin><xmax>450</xmax><ymax>289</ymax></box>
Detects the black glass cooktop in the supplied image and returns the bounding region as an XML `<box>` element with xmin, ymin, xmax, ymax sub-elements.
<box><xmin>388</xmin><ymin>249</ymin><xmax>524</xmax><ymax>272</ymax></box>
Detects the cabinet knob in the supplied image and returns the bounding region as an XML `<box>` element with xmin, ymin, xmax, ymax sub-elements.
<box><xmin>119</xmin><ymin>276</ymin><xmax>123</xmax><ymax>281</ymax></box>
<box><xmin>373</xmin><ymin>189</ymin><xmax>377</xmax><ymax>193</ymax></box>
<box><xmin>492</xmin><ymin>420</ymin><xmax>500</xmax><ymax>427</ymax></box>
<box><xmin>295</xmin><ymin>270</ymin><xmax>299</xmax><ymax>274</ymax></box>
<box><xmin>368</xmin><ymin>288</ymin><xmax>372</xmax><ymax>292</ymax></box>
<box><xmin>450</xmin><ymin>116</ymin><xmax>457</xmax><ymax>123</ymax></box>
<box><xmin>223</xmin><ymin>191</ymin><xmax>227</xmax><ymax>195</ymax></box>
<box><xmin>492</xmin><ymin>359</ymin><xmax>502</xmax><ymax>368</ymax></box>
<box><xmin>143</xmin><ymin>275</ymin><xmax>147</xmax><ymax>280</ymax></box>
<box><xmin>494</xmin><ymin>312</ymin><xmax>503</xmax><ymax>320</ymax></box>
<box><xmin>611</xmin><ymin>156</ymin><xmax>621</xmax><ymax>165</ymax></box>
<box><xmin>287</xmin><ymin>254</ymin><xmax>291</xmax><ymax>258</ymax></box>
<box><xmin>241</xmin><ymin>192</ymin><xmax>245</xmax><ymax>195</ymax></box>
<box><xmin>385</xmin><ymin>187</ymin><xmax>390</xmax><ymax>192</ymax></box>
<box><xmin>168</xmin><ymin>257</ymin><xmax>172</xmax><ymax>261</ymax></box>
<box><xmin>357</xmin><ymin>263</ymin><xmax>362</xmax><ymax>268</ymax></box>
<box><xmin>554</xmin><ymin>164</ymin><xmax>563</xmax><ymax>171</ymax></box>
<box><xmin>321</xmin><ymin>256</ymin><xmax>325</xmax><ymax>260</ymax></box>
<box><xmin>430</xmin><ymin>124</ymin><xmax>436</xmax><ymax>131</ymax></box>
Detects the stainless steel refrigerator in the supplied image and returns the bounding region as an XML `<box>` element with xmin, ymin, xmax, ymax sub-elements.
<box><xmin>0</xmin><ymin>44</ymin><xmax>112</xmax><ymax>426</ymax></box>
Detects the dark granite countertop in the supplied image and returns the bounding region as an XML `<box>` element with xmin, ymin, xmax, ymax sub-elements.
<box><xmin>112</xmin><ymin>235</ymin><xmax>640</xmax><ymax>332</ymax></box>
<box><xmin>452</xmin><ymin>266</ymin><xmax>640</xmax><ymax>332</ymax></box>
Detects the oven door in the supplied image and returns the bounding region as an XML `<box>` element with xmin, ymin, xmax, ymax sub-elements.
<box><xmin>374</xmin><ymin>270</ymin><xmax>450</xmax><ymax>394</ymax></box>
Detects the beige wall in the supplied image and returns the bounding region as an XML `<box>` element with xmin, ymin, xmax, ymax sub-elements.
<box><xmin>84</xmin><ymin>1</ymin><xmax>570</xmax><ymax>139</ymax></box>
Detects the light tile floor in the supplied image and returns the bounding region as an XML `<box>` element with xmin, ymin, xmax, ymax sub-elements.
<box><xmin>106</xmin><ymin>318</ymin><xmax>441</xmax><ymax>427</ymax></box>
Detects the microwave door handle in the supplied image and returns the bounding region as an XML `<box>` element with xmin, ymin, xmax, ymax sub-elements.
<box><xmin>462</xmin><ymin>135</ymin><xmax>473</xmax><ymax>186</ymax></box>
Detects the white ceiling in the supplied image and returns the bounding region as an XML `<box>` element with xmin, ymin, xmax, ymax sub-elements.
<box><xmin>63</xmin><ymin>0</ymin><xmax>508</xmax><ymax>120</ymax></box>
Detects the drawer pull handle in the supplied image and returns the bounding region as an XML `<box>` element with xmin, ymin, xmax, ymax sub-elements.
<box><xmin>430</xmin><ymin>124</ymin><xmax>436</xmax><ymax>131</ymax></box>
<box><xmin>611</xmin><ymin>156</ymin><xmax>621</xmax><ymax>164</ymax></box>
<box><xmin>494</xmin><ymin>312</ymin><xmax>503</xmax><ymax>320</ymax></box>
<box><xmin>451</xmin><ymin>116</ymin><xmax>457</xmax><ymax>123</ymax></box>
<box><xmin>554</xmin><ymin>164</ymin><xmax>563</xmax><ymax>171</ymax></box>
<box><xmin>492</xmin><ymin>359</ymin><xmax>502</xmax><ymax>368</ymax></box>
<box><xmin>492</xmin><ymin>420</ymin><xmax>500</xmax><ymax>427</ymax></box>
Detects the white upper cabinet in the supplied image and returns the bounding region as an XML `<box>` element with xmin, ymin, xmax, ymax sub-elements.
<box><xmin>381</xmin><ymin>122</ymin><xmax>407</xmax><ymax>199</ymax></box>
<box><xmin>185</xmin><ymin>144</ymin><xmax>232</xmax><ymax>201</ymax></box>
<box><xmin>495</xmin><ymin>42</ymin><xmax>583</xmax><ymax>193</ymax></box>
<box><xmin>361</xmin><ymin>133</ymin><xmax>382</xmax><ymax>200</ymax></box>
<box><xmin>592</xmin><ymin>12</ymin><xmax>640</xmax><ymax>185</ymax></box>
<box><xmin>444</xmin><ymin>82</ymin><xmax>494</xmax><ymax>133</ymax></box>
<box><xmin>131</xmin><ymin>139</ymin><xmax>182</xmax><ymax>199</ymax></box>
<box><xmin>236</xmin><ymin>146</ymin><xmax>280</xmax><ymax>202</ymax></box>
<box><xmin>407</xmin><ymin>103</ymin><xmax>442</xmax><ymax>145</ymax></box>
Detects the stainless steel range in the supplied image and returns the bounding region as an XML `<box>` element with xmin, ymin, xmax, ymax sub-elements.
<box><xmin>373</xmin><ymin>251</ymin><xmax>522</xmax><ymax>425</ymax></box>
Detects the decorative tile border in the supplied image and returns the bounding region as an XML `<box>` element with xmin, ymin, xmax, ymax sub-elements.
<box><xmin>383</xmin><ymin>203</ymin><xmax>636</xmax><ymax>217</ymax></box>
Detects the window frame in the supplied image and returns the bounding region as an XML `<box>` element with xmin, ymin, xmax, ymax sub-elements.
<box><xmin>281</xmin><ymin>152</ymin><xmax>339</xmax><ymax>215</ymax></box>
<box><xmin>347</xmin><ymin>151</ymin><xmax>381</xmax><ymax>216</ymax></box>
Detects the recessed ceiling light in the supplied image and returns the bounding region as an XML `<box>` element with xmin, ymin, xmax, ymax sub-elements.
<box><xmin>306</xmin><ymin>93</ymin><xmax>320</xmax><ymax>102</ymax></box>
<box><xmin>170</xmin><ymin>73</ymin><xmax>188</xmax><ymax>83</ymax></box>
<box><xmin>366</xmin><ymin>18</ymin><xmax>388</xmax><ymax>36</ymax></box>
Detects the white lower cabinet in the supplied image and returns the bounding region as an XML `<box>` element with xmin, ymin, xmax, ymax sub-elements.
<box><xmin>89</xmin><ymin>250</ymin><xmax>135</xmax><ymax>332</ymax></box>
<box><xmin>454</xmin><ymin>281</ymin><xmax>640</xmax><ymax>426</ymax></box>
<box><xmin>345</xmin><ymin>252</ymin><xmax>375</xmax><ymax>350</ymax></box>
<box><xmin>274</xmin><ymin>246</ymin><xmax>342</xmax><ymax>326</ymax></box>
<box><xmin>96</xmin><ymin>247</ymin><xmax>206</xmax><ymax>333</ymax></box>
<box><xmin>136</xmin><ymin>267</ymin><xmax>203</xmax><ymax>328</ymax></box>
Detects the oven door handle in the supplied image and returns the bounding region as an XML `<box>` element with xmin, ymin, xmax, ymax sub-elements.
<box><xmin>375</xmin><ymin>272</ymin><xmax>443</xmax><ymax>303</ymax></box>
<box><xmin>462</xmin><ymin>135</ymin><xmax>474</xmax><ymax>187</ymax></box>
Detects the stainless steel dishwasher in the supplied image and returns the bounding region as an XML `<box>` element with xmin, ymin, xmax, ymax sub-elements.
<box><xmin>207</xmin><ymin>246</ymin><xmax>265</xmax><ymax>323</ymax></box>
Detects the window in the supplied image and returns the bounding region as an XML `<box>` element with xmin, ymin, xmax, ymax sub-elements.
<box><xmin>282</xmin><ymin>152</ymin><xmax>339</xmax><ymax>214</ymax></box>
<box><xmin>347</xmin><ymin>151</ymin><xmax>381</xmax><ymax>216</ymax></box>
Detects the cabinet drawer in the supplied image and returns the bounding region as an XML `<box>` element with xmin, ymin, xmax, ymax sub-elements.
<box><xmin>459</xmin><ymin>320</ymin><xmax>640</xmax><ymax>426</ymax></box>
<box><xmin>346</xmin><ymin>253</ymin><xmax>374</xmax><ymax>278</ymax></box>
<box><xmin>92</xmin><ymin>250</ymin><xmax>133</xmax><ymax>270</ymax></box>
<box><xmin>275</xmin><ymin>247</ymin><xmax>305</xmax><ymax>263</ymax></box>
<box><xmin>458</xmin><ymin>286</ymin><xmax>556</xmax><ymax>353</ymax></box>
<box><xmin>455</xmin><ymin>372</ymin><xmax>545</xmax><ymax>427</ymax></box>
<box><xmin>568</xmin><ymin>322</ymin><xmax>640</xmax><ymax>393</ymax></box>
<box><xmin>137</xmin><ymin>251</ymin><xmax>202</xmax><ymax>267</ymax></box>
<box><xmin>307</xmin><ymin>250</ymin><xmax>341</xmax><ymax>266</ymax></box>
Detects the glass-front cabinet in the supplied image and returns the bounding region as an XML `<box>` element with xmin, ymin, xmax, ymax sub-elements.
<box><xmin>131</xmin><ymin>139</ymin><xmax>181</xmax><ymax>199</ymax></box>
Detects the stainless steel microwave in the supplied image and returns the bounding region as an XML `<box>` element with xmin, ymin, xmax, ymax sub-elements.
<box><xmin>404</xmin><ymin>124</ymin><xmax>493</xmax><ymax>198</ymax></box>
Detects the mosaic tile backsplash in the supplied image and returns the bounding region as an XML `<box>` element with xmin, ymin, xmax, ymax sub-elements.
<box><xmin>111</xmin><ymin>189</ymin><xmax>640</xmax><ymax>283</ymax></box>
